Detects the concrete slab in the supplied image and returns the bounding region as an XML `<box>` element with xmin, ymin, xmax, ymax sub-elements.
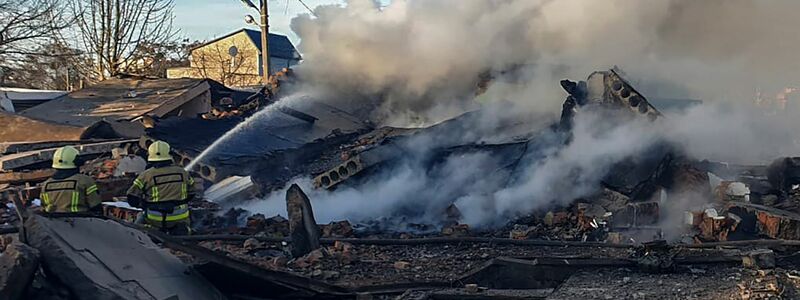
<box><xmin>0</xmin><ymin>242</ymin><xmax>40</xmax><ymax>300</ymax></box>
<box><xmin>25</xmin><ymin>215</ymin><xmax>224</xmax><ymax>300</ymax></box>
<box><xmin>0</xmin><ymin>139</ymin><xmax>136</xmax><ymax>171</ymax></box>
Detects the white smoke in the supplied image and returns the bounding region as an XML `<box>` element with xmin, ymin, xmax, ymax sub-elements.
<box><xmin>291</xmin><ymin>0</ymin><xmax>800</xmax><ymax>123</ymax></box>
<box><xmin>234</xmin><ymin>0</ymin><xmax>800</xmax><ymax>228</ymax></box>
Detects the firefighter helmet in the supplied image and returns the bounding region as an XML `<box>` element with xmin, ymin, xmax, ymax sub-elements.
<box><xmin>147</xmin><ymin>141</ymin><xmax>172</xmax><ymax>162</ymax></box>
<box><xmin>52</xmin><ymin>146</ymin><xmax>79</xmax><ymax>169</ymax></box>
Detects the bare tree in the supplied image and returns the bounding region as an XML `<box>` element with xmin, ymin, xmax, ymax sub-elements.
<box><xmin>0</xmin><ymin>0</ymin><xmax>75</xmax><ymax>86</ymax></box>
<box><xmin>4</xmin><ymin>42</ymin><xmax>88</xmax><ymax>90</ymax></box>
<box><xmin>66</xmin><ymin>0</ymin><xmax>178</xmax><ymax>80</ymax></box>
<box><xmin>125</xmin><ymin>39</ymin><xmax>199</xmax><ymax>77</ymax></box>
<box><xmin>0</xmin><ymin>0</ymin><xmax>70</xmax><ymax>57</ymax></box>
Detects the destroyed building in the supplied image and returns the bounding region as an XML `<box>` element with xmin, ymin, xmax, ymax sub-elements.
<box><xmin>3</xmin><ymin>67</ymin><xmax>800</xmax><ymax>299</ymax></box>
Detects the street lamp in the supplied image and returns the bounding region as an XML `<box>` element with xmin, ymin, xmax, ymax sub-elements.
<box><xmin>244</xmin><ymin>14</ymin><xmax>258</xmax><ymax>26</ymax></box>
<box><xmin>238</xmin><ymin>0</ymin><xmax>270</xmax><ymax>85</ymax></box>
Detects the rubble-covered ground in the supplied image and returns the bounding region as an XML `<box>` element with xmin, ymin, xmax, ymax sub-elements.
<box><xmin>4</xmin><ymin>66</ymin><xmax>800</xmax><ymax>299</ymax></box>
<box><xmin>200</xmin><ymin>241</ymin><xmax>628</xmax><ymax>287</ymax></box>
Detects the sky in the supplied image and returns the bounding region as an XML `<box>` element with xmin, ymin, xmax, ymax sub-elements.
<box><xmin>173</xmin><ymin>0</ymin><xmax>344</xmax><ymax>44</ymax></box>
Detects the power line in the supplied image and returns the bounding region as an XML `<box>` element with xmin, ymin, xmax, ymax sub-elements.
<box><xmin>296</xmin><ymin>0</ymin><xmax>317</xmax><ymax>17</ymax></box>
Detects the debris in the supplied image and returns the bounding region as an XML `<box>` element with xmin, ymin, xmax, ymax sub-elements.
<box><xmin>0</xmin><ymin>169</ymin><xmax>54</xmax><ymax>184</ymax></box>
<box><xmin>742</xmin><ymin>249</ymin><xmax>775</xmax><ymax>270</ymax></box>
<box><xmin>246</xmin><ymin>213</ymin><xmax>267</xmax><ymax>232</ymax></box>
<box><xmin>112</xmin><ymin>154</ymin><xmax>146</xmax><ymax>177</ymax></box>
<box><xmin>767</xmin><ymin>157</ymin><xmax>800</xmax><ymax>196</ymax></box>
<box><xmin>613</xmin><ymin>201</ymin><xmax>660</xmax><ymax>227</ymax></box>
<box><xmin>394</xmin><ymin>261</ymin><xmax>411</xmax><ymax>270</ymax></box>
<box><xmin>293</xmin><ymin>248</ymin><xmax>325</xmax><ymax>268</ymax></box>
<box><xmin>243</xmin><ymin>238</ymin><xmax>264</xmax><ymax>252</ymax></box>
<box><xmin>286</xmin><ymin>184</ymin><xmax>322</xmax><ymax>257</ymax></box>
<box><xmin>204</xmin><ymin>175</ymin><xmax>257</xmax><ymax>204</ymax></box>
<box><xmin>101</xmin><ymin>201</ymin><xmax>141</xmax><ymax>223</ymax></box>
<box><xmin>464</xmin><ymin>283</ymin><xmax>479</xmax><ymax>293</ymax></box>
<box><xmin>544</xmin><ymin>211</ymin><xmax>569</xmax><ymax>226</ymax></box>
<box><xmin>321</xmin><ymin>220</ymin><xmax>354</xmax><ymax>238</ymax></box>
<box><xmin>444</xmin><ymin>203</ymin><xmax>462</xmax><ymax>224</ymax></box>
<box><xmin>509</xmin><ymin>224</ymin><xmax>536</xmax><ymax>240</ymax></box>
<box><xmin>441</xmin><ymin>224</ymin><xmax>469</xmax><ymax>237</ymax></box>
<box><xmin>24</xmin><ymin>215</ymin><xmax>224</xmax><ymax>299</ymax></box>
<box><xmin>635</xmin><ymin>240</ymin><xmax>676</xmax><ymax>273</ymax></box>
<box><xmin>727</xmin><ymin>202</ymin><xmax>800</xmax><ymax>240</ymax></box>
<box><xmin>0</xmin><ymin>242</ymin><xmax>40</xmax><ymax>300</ymax></box>
<box><xmin>0</xmin><ymin>139</ymin><xmax>137</xmax><ymax>171</ymax></box>
<box><xmin>715</xmin><ymin>181</ymin><xmax>751</xmax><ymax>202</ymax></box>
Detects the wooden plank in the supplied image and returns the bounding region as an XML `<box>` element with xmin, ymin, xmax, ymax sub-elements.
<box><xmin>0</xmin><ymin>169</ymin><xmax>54</xmax><ymax>184</ymax></box>
<box><xmin>0</xmin><ymin>139</ymin><xmax>137</xmax><ymax>171</ymax></box>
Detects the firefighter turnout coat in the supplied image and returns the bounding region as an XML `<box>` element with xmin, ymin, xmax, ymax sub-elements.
<box><xmin>127</xmin><ymin>165</ymin><xmax>195</xmax><ymax>227</ymax></box>
<box><xmin>40</xmin><ymin>173</ymin><xmax>101</xmax><ymax>213</ymax></box>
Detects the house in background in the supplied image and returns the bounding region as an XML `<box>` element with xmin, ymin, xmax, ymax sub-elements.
<box><xmin>167</xmin><ymin>29</ymin><xmax>301</xmax><ymax>87</ymax></box>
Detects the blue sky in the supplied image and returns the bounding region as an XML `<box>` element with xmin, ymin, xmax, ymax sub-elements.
<box><xmin>173</xmin><ymin>0</ymin><xmax>345</xmax><ymax>44</ymax></box>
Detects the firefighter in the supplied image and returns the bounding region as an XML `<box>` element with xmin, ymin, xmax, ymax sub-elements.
<box><xmin>126</xmin><ymin>141</ymin><xmax>195</xmax><ymax>235</ymax></box>
<box><xmin>40</xmin><ymin>146</ymin><xmax>101</xmax><ymax>213</ymax></box>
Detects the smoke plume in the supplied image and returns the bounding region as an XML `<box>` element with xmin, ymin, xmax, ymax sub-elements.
<box><xmin>234</xmin><ymin>0</ymin><xmax>800</xmax><ymax>229</ymax></box>
<box><xmin>291</xmin><ymin>0</ymin><xmax>800</xmax><ymax>123</ymax></box>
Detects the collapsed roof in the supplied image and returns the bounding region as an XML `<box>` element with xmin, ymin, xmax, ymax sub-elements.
<box><xmin>0</xmin><ymin>111</ymin><xmax>88</xmax><ymax>143</ymax></box>
<box><xmin>20</xmin><ymin>77</ymin><xmax>214</xmax><ymax>127</ymax></box>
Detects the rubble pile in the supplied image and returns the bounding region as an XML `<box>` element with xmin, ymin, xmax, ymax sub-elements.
<box><xmin>4</xmin><ymin>68</ymin><xmax>800</xmax><ymax>298</ymax></box>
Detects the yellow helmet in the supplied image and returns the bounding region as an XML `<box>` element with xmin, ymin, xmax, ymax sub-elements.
<box><xmin>52</xmin><ymin>146</ymin><xmax>79</xmax><ymax>169</ymax></box>
<box><xmin>147</xmin><ymin>141</ymin><xmax>173</xmax><ymax>162</ymax></box>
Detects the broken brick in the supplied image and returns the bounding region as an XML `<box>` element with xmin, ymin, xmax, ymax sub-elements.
<box><xmin>727</xmin><ymin>202</ymin><xmax>800</xmax><ymax>240</ymax></box>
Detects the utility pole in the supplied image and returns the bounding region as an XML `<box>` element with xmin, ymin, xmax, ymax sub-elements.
<box><xmin>240</xmin><ymin>0</ymin><xmax>270</xmax><ymax>85</ymax></box>
<box><xmin>259</xmin><ymin>0</ymin><xmax>270</xmax><ymax>85</ymax></box>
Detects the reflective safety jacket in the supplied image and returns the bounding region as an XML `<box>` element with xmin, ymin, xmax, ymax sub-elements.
<box><xmin>40</xmin><ymin>174</ymin><xmax>101</xmax><ymax>213</ymax></box>
<box><xmin>126</xmin><ymin>165</ymin><xmax>195</xmax><ymax>224</ymax></box>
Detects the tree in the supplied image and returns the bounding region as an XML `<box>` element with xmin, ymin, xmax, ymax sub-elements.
<box><xmin>0</xmin><ymin>0</ymin><xmax>70</xmax><ymax>58</ymax></box>
<box><xmin>3</xmin><ymin>42</ymin><xmax>87</xmax><ymax>90</ymax></box>
<box><xmin>0</xmin><ymin>0</ymin><xmax>73</xmax><ymax>86</ymax></box>
<box><xmin>125</xmin><ymin>39</ymin><xmax>199</xmax><ymax>77</ymax></box>
<box><xmin>66</xmin><ymin>0</ymin><xmax>178</xmax><ymax>80</ymax></box>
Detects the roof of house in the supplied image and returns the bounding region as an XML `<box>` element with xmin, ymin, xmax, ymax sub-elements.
<box><xmin>0</xmin><ymin>111</ymin><xmax>87</xmax><ymax>143</ymax></box>
<box><xmin>196</xmin><ymin>28</ymin><xmax>300</xmax><ymax>60</ymax></box>
<box><xmin>20</xmin><ymin>77</ymin><xmax>211</xmax><ymax>127</ymax></box>
<box><xmin>0</xmin><ymin>87</ymin><xmax>68</xmax><ymax>111</ymax></box>
<box><xmin>148</xmin><ymin>100</ymin><xmax>368</xmax><ymax>160</ymax></box>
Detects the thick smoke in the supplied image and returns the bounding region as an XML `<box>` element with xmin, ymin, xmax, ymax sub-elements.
<box><xmin>234</xmin><ymin>0</ymin><xmax>800</xmax><ymax>228</ymax></box>
<box><xmin>291</xmin><ymin>0</ymin><xmax>800</xmax><ymax>123</ymax></box>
